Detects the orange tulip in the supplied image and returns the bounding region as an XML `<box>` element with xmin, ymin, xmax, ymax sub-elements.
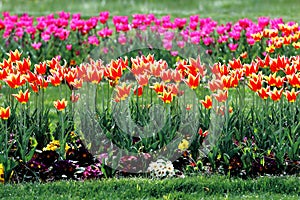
<box><xmin>198</xmin><ymin>128</ymin><xmax>209</xmax><ymax>137</ymax></box>
<box><xmin>286</xmin><ymin>73</ymin><xmax>300</xmax><ymax>88</ymax></box>
<box><xmin>47</xmin><ymin>57</ymin><xmax>59</xmax><ymax>70</ymax></box>
<box><xmin>7</xmin><ymin>49</ymin><xmax>21</xmax><ymax>63</ymax></box>
<box><xmin>186</xmin><ymin>73</ymin><xmax>200</xmax><ymax>89</ymax></box>
<box><xmin>159</xmin><ymin>90</ymin><xmax>173</xmax><ymax>104</ymax></box>
<box><xmin>240</xmin><ymin>52</ymin><xmax>248</xmax><ymax>59</ymax></box>
<box><xmin>266</xmin><ymin>45</ymin><xmax>275</xmax><ymax>53</ymax></box>
<box><xmin>16</xmin><ymin>57</ymin><xmax>31</xmax><ymax>74</ymax></box>
<box><xmin>151</xmin><ymin>82</ymin><xmax>164</xmax><ymax>94</ymax></box>
<box><xmin>0</xmin><ymin>69</ymin><xmax>8</xmax><ymax>80</ymax></box>
<box><xmin>71</xmin><ymin>79</ymin><xmax>83</xmax><ymax>89</ymax></box>
<box><xmin>48</xmin><ymin>74</ymin><xmax>62</xmax><ymax>86</ymax></box>
<box><xmin>105</xmin><ymin>64</ymin><xmax>122</xmax><ymax>81</ymax></box>
<box><xmin>269</xmin><ymin>88</ymin><xmax>283</xmax><ymax>101</ymax></box>
<box><xmin>200</xmin><ymin>95</ymin><xmax>212</xmax><ymax>109</ymax></box>
<box><xmin>257</xmin><ymin>86</ymin><xmax>270</xmax><ymax>100</ymax></box>
<box><xmin>208</xmin><ymin>80</ymin><xmax>223</xmax><ymax>92</ymax></box>
<box><xmin>5</xmin><ymin>73</ymin><xmax>26</xmax><ymax>88</ymax></box>
<box><xmin>30</xmin><ymin>82</ymin><xmax>39</xmax><ymax>93</ymax></box>
<box><xmin>243</xmin><ymin>62</ymin><xmax>259</xmax><ymax>77</ymax></box>
<box><xmin>0</xmin><ymin>58</ymin><xmax>12</xmax><ymax>70</ymax></box>
<box><xmin>216</xmin><ymin>63</ymin><xmax>230</xmax><ymax>76</ymax></box>
<box><xmin>228</xmin><ymin>58</ymin><xmax>242</xmax><ymax>70</ymax></box>
<box><xmin>34</xmin><ymin>62</ymin><xmax>47</xmax><ymax>75</ymax></box>
<box><xmin>221</xmin><ymin>75</ymin><xmax>231</xmax><ymax>89</ymax></box>
<box><xmin>251</xmin><ymin>32</ymin><xmax>263</xmax><ymax>41</ymax></box>
<box><xmin>189</xmin><ymin>56</ymin><xmax>206</xmax><ymax>77</ymax></box>
<box><xmin>292</xmin><ymin>42</ymin><xmax>300</xmax><ymax>49</ymax></box>
<box><xmin>65</xmin><ymin>71</ymin><xmax>77</xmax><ymax>86</ymax></box>
<box><xmin>284</xmin><ymin>88</ymin><xmax>300</xmax><ymax>103</ymax></box>
<box><xmin>54</xmin><ymin>99</ymin><xmax>68</xmax><ymax>111</ymax></box>
<box><xmin>36</xmin><ymin>76</ymin><xmax>48</xmax><ymax>89</ymax></box>
<box><xmin>12</xmin><ymin>89</ymin><xmax>30</xmax><ymax>104</ymax></box>
<box><xmin>213</xmin><ymin>90</ymin><xmax>228</xmax><ymax>103</ymax></box>
<box><xmin>115</xmin><ymin>83</ymin><xmax>131</xmax><ymax>101</ymax></box>
<box><xmin>172</xmin><ymin>70</ymin><xmax>183</xmax><ymax>83</ymax></box>
<box><xmin>87</xmin><ymin>69</ymin><xmax>103</xmax><ymax>84</ymax></box>
<box><xmin>136</xmin><ymin>74</ymin><xmax>149</xmax><ymax>86</ymax></box>
<box><xmin>284</xmin><ymin>64</ymin><xmax>297</xmax><ymax>75</ymax></box>
<box><xmin>160</xmin><ymin>69</ymin><xmax>172</xmax><ymax>82</ymax></box>
<box><xmin>130</xmin><ymin>62</ymin><xmax>145</xmax><ymax>76</ymax></box>
<box><xmin>265</xmin><ymin>73</ymin><xmax>285</xmax><ymax>88</ymax></box>
<box><xmin>26</xmin><ymin>71</ymin><xmax>38</xmax><ymax>83</ymax></box>
<box><xmin>134</xmin><ymin>86</ymin><xmax>143</xmax><ymax>97</ymax></box>
<box><xmin>0</xmin><ymin>106</ymin><xmax>10</xmax><ymax>120</ymax></box>
<box><xmin>248</xmin><ymin>73</ymin><xmax>262</xmax><ymax>92</ymax></box>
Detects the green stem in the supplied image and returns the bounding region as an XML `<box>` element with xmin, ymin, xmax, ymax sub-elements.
<box><xmin>59</xmin><ymin>111</ymin><xmax>66</xmax><ymax>160</ymax></box>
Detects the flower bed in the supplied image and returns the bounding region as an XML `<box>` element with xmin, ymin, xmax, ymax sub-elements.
<box><xmin>0</xmin><ymin>11</ymin><xmax>299</xmax><ymax>183</ymax></box>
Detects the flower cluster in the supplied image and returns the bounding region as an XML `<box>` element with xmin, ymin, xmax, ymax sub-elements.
<box><xmin>147</xmin><ymin>159</ymin><xmax>175</xmax><ymax>179</ymax></box>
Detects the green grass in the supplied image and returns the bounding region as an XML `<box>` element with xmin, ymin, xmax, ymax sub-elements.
<box><xmin>1</xmin><ymin>175</ymin><xmax>299</xmax><ymax>199</ymax></box>
<box><xmin>1</xmin><ymin>0</ymin><xmax>300</xmax><ymax>23</ymax></box>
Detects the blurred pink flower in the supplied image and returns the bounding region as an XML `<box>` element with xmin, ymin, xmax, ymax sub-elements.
<box><xmin>88</xmin><ymin>35</ymin><xmax>99</xmax><ymax>45</ymax></box>
<box><xmin>171</xmin><ymin>51</ymin><xmax>178</xmax><ymax>56</ymax></box>
<box><xmin>66</xmin><ymin>44</ymin><xmax>72</xmax><ymax>51</ymax></box>
<box><xmin>228</xmin><ymin>43</ymin><xmax>238</xmax><ymax>51</ymax></box>
<box><xmin>118</xmin><ymin>33</ymin><xmax>127</xmax><ymax>45</ymax></box>
<box><xmin>97</xmin><ymin>27</ymin><xmax>113</xmax><ymax>37</ymax></box>
<box><xmin>32</xmin><ymin>42</ymin><xmax>42</xmax><ymax>50</ymax></box>
<box><xmin>177</xmin><ymin>41</ymin><xmax>185</xmax><ymax>48</ymax></box>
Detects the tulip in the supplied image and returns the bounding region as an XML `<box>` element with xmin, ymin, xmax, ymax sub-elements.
<box><xmin>54</xmin><ymin>99</ymin><xmax>68</xmax><ymax>111</ymax></box>
<box><xmin>284</xmin><ymin>88</ymin><xmax>300</xmax><ymax>102</ymax></box>
<box><xmin>0</xmin><ymin>107</ymin><xmax>10</xmax><ymax>120</ymax></box>
<box><xmin>269</xmin><ymin>88</ymin><xmax>283</xmax><ymax>101</ymax></box>
<box><xmin>200</xmin><ymin>95</ymin><xmax>212</xmax><ymax>109</ymax></box>
<box><xmin>213</xmin><ymin>90</ymin><xmax>228</xmax><ymax>103</ymax></box>
<box><xmin>159</xmin><ymin>90</ymin><xmax>173</xmax><ymax>104</ymax></box>
<box><xmin>12</xmin><ymin>89</ymin><xmax>30</xmax><ymax>104</ymax></box>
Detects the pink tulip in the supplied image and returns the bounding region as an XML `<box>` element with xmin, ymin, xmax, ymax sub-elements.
<box><xmin>228</xmin><ymin>43</ymin><xmax>238</xmax><ymax>51</ymax></box>
<box><xmin>32</xmin><ymin>42</ymin><xmax>42</xmax><ymax>50</ymax></box>
<box><xmin>66</xmin><ymin>44</ymin><xmax>72</xmax><ymax>51</ymax></box>
<box><xmin>118</xmin><ymin>34</ymin><xmax>127</xmax><ymax>45</ymax></box>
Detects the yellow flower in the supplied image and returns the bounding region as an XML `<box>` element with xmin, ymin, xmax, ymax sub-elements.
<box><xmin>0</xmin><ymin>163</ymin><xmax>4</xmax><ymax>184</ymax></box>
<box><xmin>43</xmin><ymin>140</ymin><xmax>70</xmax><ymax>152</ymax></box>
<box><xmin>178</xmin><ymin>139</ymin><xmax>189</xmax><ymax>151</ymax></box>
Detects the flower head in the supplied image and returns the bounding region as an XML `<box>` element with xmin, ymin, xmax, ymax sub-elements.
<box><xmin>54</xmin><ymin>99</ymin><xmax>68</xmax><ymax>111</ymax></box>
<box><xmin>12</xmin><ymin>89</ymin><xmax>30</xmax><ymax>104</ymax></box>
<box><xmin>178</xmin><ymin>139</ymin><xmax>189</xmax><ymax>151</ymax></box>
<box><xmin>0</xmin><ymin>106</ymin><xmax>10</xmax><ymax>120</ymax></box>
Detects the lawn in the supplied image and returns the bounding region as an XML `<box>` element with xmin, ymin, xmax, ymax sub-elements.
<box><xmin>1</xmin><ymin>175</ymin><xmax>299</xmax><ymax>199</ymax></box>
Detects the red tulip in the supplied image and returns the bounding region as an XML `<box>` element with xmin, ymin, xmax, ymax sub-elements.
<box><xmin>269</xmin><ymin>88</ymin><xmax>283</xmax><ymax>101</ymax></box>
<box><xmin>248</xmin><ymin>73</ymin><xmax>263</xmax><ymax>92</ymax></box>
<box><xmin>115</xmin><ymin>83</ymin><xmax>131</xmax><ymax>101</ymax></box>
<box><xmin>257</xmin><ymin>86</ymin><xmax>270</xmax><ymax>100</ymax></box>
<box><xmin>159</xmin><ymin>90</ymin><xmax>173</xmax><ymax>104</ymax></box>
<box><xmin>0</xmin><ymin>106</ymin><xmax>10</xmax><ymax>120</ymax></box>
<box><xmin>7</xmin><ymin>49</ymin><xmax>21</xmax><ymax>63</ymax></box>
<box><xmin>284</xmin><ymin>88</ymin><xmax>300</xmax><ymax>103</ymax></box>
<box><xmin>200</xmin><ymin>95</ymin><xmax>212</xmax><ymax>109</ymax></box>
<box><xmin>34</xmin><ymin>62</ymin><xmax>47</xmax><ymax>75</ymax></box>
<box><xmin>186</xmin><ymin>73</ymin><xmax>200</xmax><ymax>89</ymax></box>
<box><xmin>5</xmin><ymin>73</ymin><xmax>26</xmax><ymax>88</ymax></box>
<box><xmin>213</xmin><ymin>90</ymin><xmax>228</xmax><ymax>103</ymax></box>
<box><xmin>54</xmin><ymin>99</ymin><xmax>68</xmax><ymax>111</ymax></box>
<box><xmin>151</xmin><ymin>82</ymin><xmax>164</xmax><ymax>94</ymax></box>
<box><xmin>12</xmin><ymin>89</ymin><xmax>30</xmax><ymax>104</ymax></box>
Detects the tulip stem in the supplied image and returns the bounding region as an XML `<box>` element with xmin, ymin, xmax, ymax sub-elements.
<box><xmin>59</xmin><ymin>111</ymin><xmax>66</xmax><ymax>160</ymax></box>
